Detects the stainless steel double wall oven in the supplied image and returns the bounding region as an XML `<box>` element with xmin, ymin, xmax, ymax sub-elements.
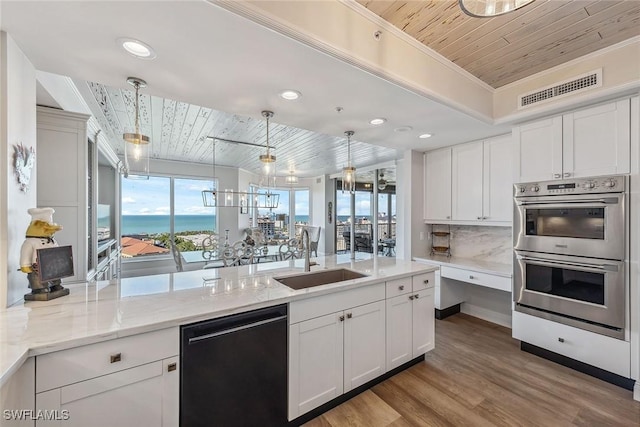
<box><xmin>513</xmin><ymin>175</ymin><xmax>627</xmax><ymax>339</ymax></box>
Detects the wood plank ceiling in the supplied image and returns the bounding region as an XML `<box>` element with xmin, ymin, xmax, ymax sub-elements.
<box><xmin>356</xmin><ymin>0</ymin><xmax>640</xmax><ymax>88</ymax></box>
<box><xmin>87</xmin><ymin>82</ymin><xmax>399</xmax><ymax>179</ymax></box>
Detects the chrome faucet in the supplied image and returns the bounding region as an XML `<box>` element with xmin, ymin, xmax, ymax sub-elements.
<box><xmin>301</xmin><ymin>228</ymin><xmax>318</xmax><ymax>272</ymax></box>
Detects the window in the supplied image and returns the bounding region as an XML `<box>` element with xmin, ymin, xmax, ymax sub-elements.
<box><xmin>250</xmin><ymin>187</ymin><xmax>310</xmax><ymax>243</ymax></box>
<box><xmin>121</xmin><ymin>175</ymin><xmax>215</xmax><ymax>259</ymax></box>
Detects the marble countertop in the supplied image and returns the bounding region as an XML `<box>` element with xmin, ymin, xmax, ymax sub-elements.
<box><xmin>412</xmin><ymin>253</ymin><xmax>512</xmax><ymax>277</ymax></box>
<box><xmin>0</xmin><ymin>254</ymin><xmax>437</xmax><ymax>387</ymax></box>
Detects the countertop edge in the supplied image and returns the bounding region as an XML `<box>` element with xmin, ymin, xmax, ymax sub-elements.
<box><xmin>412</xmin><ymin>256</ymin><xmax>512</xmax><ymax>278</ymax></box>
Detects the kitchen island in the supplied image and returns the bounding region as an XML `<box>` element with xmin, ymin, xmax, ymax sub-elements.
<box><xmin>1</xmin><ymin>254</ymin><xmax>437</xmax><ymax>425</ymax></box>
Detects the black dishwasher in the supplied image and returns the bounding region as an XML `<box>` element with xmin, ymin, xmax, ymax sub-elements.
<box><xmin>180</xmin><ymin>304</ymin><xmax>288</xmax><ymax>427</ymax></box>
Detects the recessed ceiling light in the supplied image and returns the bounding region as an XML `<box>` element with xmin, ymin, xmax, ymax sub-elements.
<box><xmin>419</xmin><ymin>133</ymin><xmax>433</xmax><ymax>139</ymax></box>
<box><xmin>394</xmin><ymin>126</ymin><xmax>413</xmax><ymax>133</ymax></box>
<box><xmin>279</xmin><ymin>90</ymin><xmax>301</xmax><ymax>100</ymax></box>
<box><xmin>117</xmin><ymin>38</ymin><xmax>157</xmax><ymax>60</ymax></box>
<box><xmin>369</xmin><ymin>118</ymin><xmax>387</xmax><ymax>125</ymax></box>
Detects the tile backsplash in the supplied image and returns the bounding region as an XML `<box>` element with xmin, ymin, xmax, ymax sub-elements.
<box><xmin>429</xmin><ymin>225</ymin><xmax>512</xmax><ymax>265</ymax></box>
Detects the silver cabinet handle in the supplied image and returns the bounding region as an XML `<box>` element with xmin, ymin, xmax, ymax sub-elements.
<box><xmin>110</xmin><ymin>353</ymin><xmax>122</xmax><ymax>363</ymax></box>
<box><xmin>446</xmin><ymin>216</ymin><xmax>451</xmax><ymax>219</ymax></box>
<box><xmin>554</xmin><ymin>173</ymin><xmax>562</xmax><ymax>179</ymax></box>
<box><xmin>482</xmin><ymin>216</ymin><xmax>488</xmax><ymax>220</ymax></box>
<box><xmin>423</xmin><ymin>279</ymin><xmax>429</xmax><ymax>284</ymax></box>
<box><xmin>563</xmin><ymin>172</ymin><xmax>571</xmax><ymax>178</ymax></box>
<box><xmin>409</xmin><ymin>295</ymin><xmax>415</xmax><ymax>300</ymax></box>
<box><xmin>477</xmin><ymin>216</ymin><xmax>482</xmax><ymax>220</ymax></box>
<box><xmin>414</xmin><ymin>294</ymin><xmax>419</xmax><ymax>299</ymax></box>
<box><xmin>469</xmin><ymin>275</ymin><xmax>475</xmax><ymax>279</ymax></box>
<box><xmin>346</xmin><ymin>313</ymin><xmax>352</xmax><ymax>319</ymax></box>
<box><xmin>398</xmin><ymin>285</ymin><xmax>404</xmax><ymax>291</ymax></box>
<box><xmin>558</xmin><ymin>337</ymin><xmax>565</xmax><ymax>343</ymax></box>
<box><xmin>339</xmin><ymin>315</ymin><xmax>345</xmax><ymax>322</ymax></box>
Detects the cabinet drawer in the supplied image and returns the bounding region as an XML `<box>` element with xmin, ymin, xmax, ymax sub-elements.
<box><xmin>412</xmin><ymin>272</ymin><xmax>435</xmax><ymax>292</ymax></box>
<box><xmin>37</xmin><ymin>327</ymin><xmax>179</xmax><ymax>393</ymax></box>
<box><xmin>441</xmin><ymin>266</ymin><xmax>510</xmax><ymax>292</ymax></box>
<box><xmin>386</xmin><ymin>276</ymin><xmax>412</xmax><ymax>298</ymax></box>
<box><xmin>512</xmin><ymin>311</ymin><xmax>630</xmax><ymax>377</ymax></box>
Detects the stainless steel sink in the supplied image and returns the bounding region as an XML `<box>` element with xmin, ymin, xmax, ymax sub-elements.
<box><xmin>275</xmin><ymin>268</ymin><xmax>368</xmax><ymax>290</ymax></box>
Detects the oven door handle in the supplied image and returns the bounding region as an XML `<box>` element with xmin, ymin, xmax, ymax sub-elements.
<box><xmin>516</xmin><ymin>197</ymin><xmax>619</xmax><ymax>206</ymax></box>
<box><xmin>517</xmin><ymin>255</ymin><xmax>619</xmax><ymax>272</ymax></box>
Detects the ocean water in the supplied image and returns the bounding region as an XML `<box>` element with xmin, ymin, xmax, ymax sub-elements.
<box><xmin>122</xmin><ymin>214</ymin><xmax>369</xmax><ymax>236</ymax></box>
<box><xmin>122</xmin><ymin>215</ymin><xmax>217</xmax><ymax>235</ymax></box>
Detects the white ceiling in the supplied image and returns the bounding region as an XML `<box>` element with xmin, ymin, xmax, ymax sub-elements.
<box><xmin>1</xmin><ymin>0</ymin><xmax>509</xmax><ymax>176</ymax></box>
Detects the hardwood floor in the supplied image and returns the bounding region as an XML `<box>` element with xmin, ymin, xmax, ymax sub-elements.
<box><xmin>304</xmin><ymin>314</ymin><xmax>640</xmax><ymax>427</ymax></box>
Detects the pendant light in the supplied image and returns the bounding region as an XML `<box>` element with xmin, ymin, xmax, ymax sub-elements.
<box><xmin>259</xmin><ymin>110</ymin><xmax>276</xmax><ymax>172</ymax></box>
<box><xmin>341</xmin><ymin>130</ymin><xmax>356</xmax><ymax>194</ymax></box>
<box><xmin>285</xmin><ymin>170</ymin><xmax>299</xmax><ymax>185</ymax></box>
<box><xmin>459</xmin><ymin>0</ymin><xmax>535</xmax><ymax>17</ymax></box>
<box><xmin>123</xmin><ymin>77</ymin><xmax>150</xmax><ymax>179</ymax></box>
<box><xmin>378</xmin><ymin>171</ymin><xmax>387</xmax><ymax>191</ymax></box>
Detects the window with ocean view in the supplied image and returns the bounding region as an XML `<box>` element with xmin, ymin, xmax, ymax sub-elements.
<box><xmin>121</xmin><ymin>176</ymin><xmax>216</xmax><ymax>259</ymax></box>
<box><xmin>250</xmin><ymin>187</ymin><xmax>310</xmax><ymax>244</ymax></box>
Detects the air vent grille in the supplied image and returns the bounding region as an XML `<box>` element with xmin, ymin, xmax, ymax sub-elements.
<box><xmin>518</xmin><ymin>69</ymin><xmax>602</xmax><ymax>109</ymax></box>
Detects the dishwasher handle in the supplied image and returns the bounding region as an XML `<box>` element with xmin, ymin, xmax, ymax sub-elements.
<box><xmin>188</xmin><ymin>315</ymin><xmax>287</xmax><ymax>344</ymax></box>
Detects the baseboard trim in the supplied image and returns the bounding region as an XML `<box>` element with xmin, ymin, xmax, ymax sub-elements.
<box><xmin>461</xmin><ymin>303</ymin><xmax>512</xmax><ymax>328</ymax></box>
<box><xmin>288</xmin><ymin>354</ymin><xmax>425</xmax><ymax>426</ymax></box>
<box><xmin>521</xmin><ymin>341</ymin><xmax>635</xmax><ymax>391</ymax></box>
<box><xmin>435</xmin><ymin>304</ymin><xmax>461</xmax><ymax>320</ymax></box>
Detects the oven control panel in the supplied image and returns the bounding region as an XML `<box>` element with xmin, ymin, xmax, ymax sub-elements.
<box><xmin>515</xmin><ymin>175</ymin><xmax>625</xmax><ymax>197</ymax></box>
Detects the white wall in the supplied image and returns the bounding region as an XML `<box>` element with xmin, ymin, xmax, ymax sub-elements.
<box><xmin>397</xmin><ymin>150</ymin><xmax>427</xmax><ymax>260</ymax></box>
<box><xmin>1</xmin><ymin>32</ymin><xmax>36</xmax><ymax>307</ymax></box>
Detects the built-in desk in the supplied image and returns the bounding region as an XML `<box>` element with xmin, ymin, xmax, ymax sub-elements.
<box><xmin>413</xmin><ymin>254</ymin><xmax>512</xmax><ymax>325</ymax></box>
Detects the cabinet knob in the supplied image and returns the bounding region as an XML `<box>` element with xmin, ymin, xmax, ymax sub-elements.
<box><xmin>346</xmin><ymin>313</ymin><xmax>353</xmax><ymax>319</ymax></box>
<box><xmin>558</xmin><ymin>337</ymin><xmax>565</xmax><ymax>343</ymax></box>
<box><xmin>339</xmin><ymin>315</ymin><xmax>345</xmax><ymax>322</ymax></box>
<box><xmin>554</xmin><ymin>173</ymin><xmax>562</xmax><ymax>179</ymax></box>
<box><xmin>167</xmin><ymin>362</ymin><xmax>177</xmax><ymax>372</ymax></box>
<box><xmin>409</xmin><ymin>295</ymin><xmax>415</xmax><ymax>300</ymax></box>
<box><xmin>110</xmin><ymin>353</ymin><xmax>122</xmax><ymax>363</ymax></box>
<box><xmin>414</xmin><ymin>294</ymin><xmax>420</xmax><ymax>299</ymax></box>
<box><xmin>477</xmin><ymin>216</ymin><xmax>482</xmax><ymax>220</ymax></box>
<box><xmin>482</xmin><ymin>216</ymin><xmax>488</xmax><ymax>220</ymax></box>
<box><xmin>398</xmin><ymin>285</ymin><xmax>404</xmax><ymax>291</ymax></box>
<box><xmin>446</xmin><ymin>216</ymin><xmax>451</xmax><ymax>219</ymax></box>
<box><xmin>423</xmin><ymin>279</ymin><xmax>429</xmax><ymax>284</ymax></box>
<box><xmin>469</xmin><ymin>275</ymin><xmax>475</xmax><ymax>280</ymax></box>
<box><xmin>563</xmin><ymin>172</ymin><xmax>571</xmax><ymax>178</ymax></box>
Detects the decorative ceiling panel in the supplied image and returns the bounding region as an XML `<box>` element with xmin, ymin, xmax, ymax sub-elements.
<box><xmin>85</xmin><ymin>81</ymin><xmax>399</xmax><ymax>178</ymax></box>
<box><xmin>356</xmin><ymin>0</ymin><xmax>640</xmax><ymax>88</ymax></box>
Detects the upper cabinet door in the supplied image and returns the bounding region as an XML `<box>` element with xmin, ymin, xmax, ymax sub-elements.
<box><xmin>563</xmin><ymin>99</ymin><xmax>631</xmax><ymax>178</ymax></box>
<box><xmin>483</xmin><ymin>135</ymin><xmax>513</xmax><ymax>223</ymax></box>
<box><xmin>424</xmin><ymin>148</ymin><xmax>452</xmax><ymax>221</ymax></box>
<box><xmin>452</xmin><ymin>141</ymin><xmax>483</xmax><ymax>221</ymax></box>
<box><xmin>513</xmin><ymin>116</ymin><xmax>563</xmax><ymax>182</ymax></box>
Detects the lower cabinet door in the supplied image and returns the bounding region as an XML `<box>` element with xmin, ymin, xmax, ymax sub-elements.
<box><xmin>386</xmin><ymin>294</ymin><xmax>413</xmax><ymax>371</ymax></box>
<box><xmin>35</xmin><ymin>358</ymin><xmax>178</xmax><ymax>427</ymax></box>
<box><xmin>289</xmin><ymin>312</ymin><xmax>344</xmax><ymax>420</ymax></box>
<box><xmin>413</xmin><ymin>288</ymin><xmax>435</xmax><ymax>357</ymax></box>
<box><xmin>343</xmin><ymin>300</ymin><xmax>386</xmax><ymax>392</ymax></box>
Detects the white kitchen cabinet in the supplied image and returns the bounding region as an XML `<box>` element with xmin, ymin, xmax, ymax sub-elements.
<box><xmin>288</xmin><ymin>283</ymin><xmax>386</xmax><ymax>420</ymax></box>
<box><xmin>483</xmin><ymin>134</ymin><xmax>514</xmax><ymax>222</ymax></box>
<box><xmin>427</xmin><ymin>134</ymin><xmax>512</xmax><ymax>225</ymax></box>
<box><xmin>35</xmin><ymin>328</ymin><xmax>179</xmax><ymax>427</ymax></box>
<box><xmin>452</xmin><ymin>141</ymin><xmax>483</xmax><ymax>221</ymax></box>
<box><xmin>37</xmin><ymin>107</ymin><xmax>90</xmax><ymax>283</ymax></box>
<box><xmin>386</xmin><ymin>272</ymin><xmax>435</xmax><ymax>371</ymax></box>
<box><xmin>424</xmin><ymin>147</ymin><xmax>452</xmax><ymax>221</ymax></box>
<box><xmin>343</xmin><ymin>300</ymin><xmax>386</xmax><ymax>392</ymax></box>
<box><xmin>514</xmin><ymin>99</ymin><xmax>631</xmax><ymax>182</ymax></box>
<box><xmin>0</xmin><ymin>358</ymin><xmax>34</xmax><ymax>427</ymax></box>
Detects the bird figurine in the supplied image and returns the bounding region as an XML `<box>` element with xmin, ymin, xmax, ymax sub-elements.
<box><xmin>13</xmin><ymin>143</ymin><xmax>35</xmax><ymax>193</ymax></box>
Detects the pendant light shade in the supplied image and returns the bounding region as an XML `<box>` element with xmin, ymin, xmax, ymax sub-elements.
<box><xmin>378</xmin><ymin>171</ymin><xmax>387</xmax><ymax>191</ymax></box>
<box><xmin>123</xmin><ymin>77</ymin><xmax>150</xmax><ymax>179</ymax></box>
<box><xmin>341</xmin><ymin>131</ymin><xmax>356</xmax><ymax>194</ymax></box>
<box><xmin>459</xmin><ymin>0</ymin><xmax>535</xmax><ymax>17</ymax></box>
